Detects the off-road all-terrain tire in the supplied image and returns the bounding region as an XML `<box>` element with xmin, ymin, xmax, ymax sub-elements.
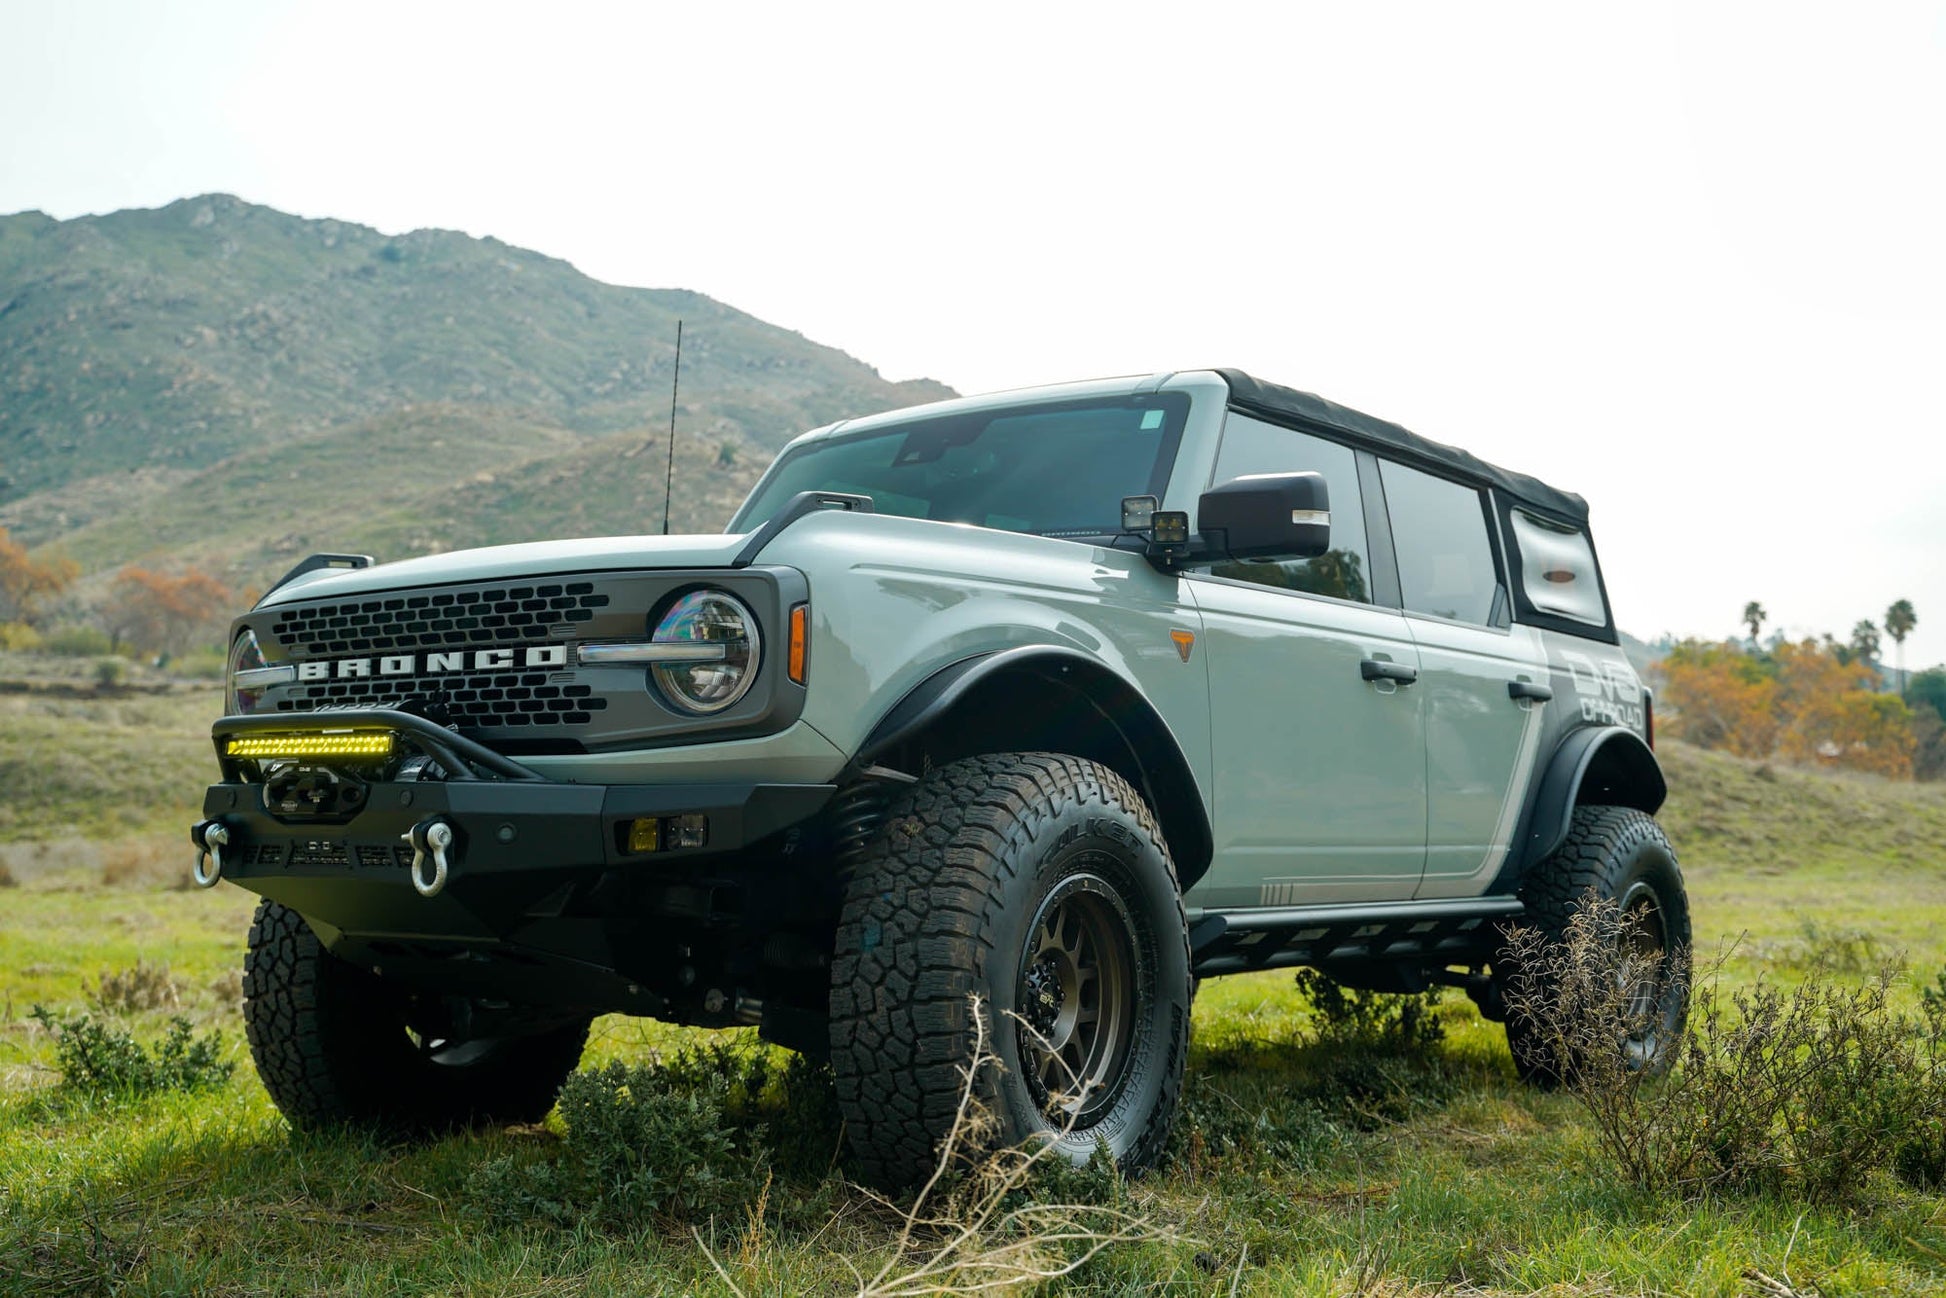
<box><xmin>1503</xmin><ymin>804</ymin><xmax>1692</xmax><ymax>1087</ymax></box>
<box><xmin>829</xmin><ymin>753</ymin><xmax>1192</xmax><ymax>1190</ymax></box>
<box><xmin>242</xmin><ymin>899</ymin><xmax>590</xmax><ymax>1132</ymax></box>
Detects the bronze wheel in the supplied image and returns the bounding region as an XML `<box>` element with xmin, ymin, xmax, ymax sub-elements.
<box><xmin>1619</xmin><ymin>879</ymin><xmax>1672</xmax><ymax>1068</ymax></box>
<box><xmin>1017</xmin><ymin>872</ymin><xmax>1138</xmax><ymax>1123</ymax></box>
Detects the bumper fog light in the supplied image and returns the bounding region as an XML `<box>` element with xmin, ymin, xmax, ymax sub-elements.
<box><xmin>624</xmin><ymin>813</ymin><xmax>709</xmax><ymax>855</ymax></box>
<box><xmin>669</xmin><ymin>814</ymin><xmax>708</xmax><ymax>849</ymax></box>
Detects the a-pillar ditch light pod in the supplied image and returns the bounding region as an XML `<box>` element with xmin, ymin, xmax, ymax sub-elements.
<box><xmin>1121</xmin><ymin>495</ymin><xmax>1194</xmax><ymax>564</ymax></box>
<box><xmin>622</xmin><ymin>813</ymin><xmax>710</xmax><ymax>855</ymax></box>
<box><xmin>224</xmin><ymin>731</ymin><xmax>396</xmax><ymax>762</ymax></box>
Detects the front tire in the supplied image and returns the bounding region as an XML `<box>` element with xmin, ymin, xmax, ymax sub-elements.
<box><xmin>242</xmin><ymin>900</ymin><xmax>590</xmax><ymax>1132</ymax></box>
<box><xmin>828</xmin><ymin>753</ymin><xmax>1192</xmax><ymax>1189</ymax></box>
<box><xmin>1503</xmin><ymin>804</ymin><xmax>1691</xmax><ymax>1086</ymax></box>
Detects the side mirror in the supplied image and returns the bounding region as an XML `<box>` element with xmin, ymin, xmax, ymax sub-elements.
<box><xmin>1197</xmin><ymin>471</ymin><xmax>1331</xmax><ymax>562</ymax></box>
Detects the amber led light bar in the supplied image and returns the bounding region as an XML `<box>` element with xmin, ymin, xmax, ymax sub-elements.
<box><xmin>225</xmin><ymin>731</ymin><xmax>396</xmax><ymax>761</ymax></box>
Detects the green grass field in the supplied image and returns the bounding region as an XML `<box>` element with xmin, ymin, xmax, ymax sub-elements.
<box><xmin>4</xmin><ymin>713</ymin><xmax>1946</xmax><ymax>1294</ymax></box>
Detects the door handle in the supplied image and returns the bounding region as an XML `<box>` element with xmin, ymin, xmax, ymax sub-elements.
<box><xmin>1360</xmin><ymin>658</ymin><xmax>1418</xmax><ymax>685</ymax></box>
<box><xmin>1508</xmin><ymin>679</ymin><xmax>1554</xmax><ymax>702</ymax></box>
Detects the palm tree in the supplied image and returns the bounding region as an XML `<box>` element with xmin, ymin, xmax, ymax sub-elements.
<box><xmin>1851</xmin><ymin>619</ymin><xmax>1882</xmax><ymax>676</ymax></box>
<box><xmin>1886</xmin><ymin>599</ymin><xmax>1917</xmax><ymax>693</ymax></box>
<box><xmin>1742</xmin><ymin>601</ymin><xmax>1767</xmax><ymax>647</ymax></box>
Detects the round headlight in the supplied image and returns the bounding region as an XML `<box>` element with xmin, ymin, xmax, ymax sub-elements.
<box><xmin>228</xmin><ymin>629</ymin><xmax>268</xmax><ymax>714</ymax></box>
<box><xmin>650</xmin><ymin>590</ymin><xmax>761</xmax><ymax>715</ymax></box>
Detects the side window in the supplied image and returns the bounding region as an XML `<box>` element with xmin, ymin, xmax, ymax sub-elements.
<box><xmin>1379</xmin><ymin>461</ymin><xmax>1499</xmax><ymax>625</ymax></box>
<box><xmin>1197</xmin><ymin>413</ymin><xmax>1371</xmax><ymax>603</ymax></box>
<box><xmin>1510</xmin><ymin>509</ymin><xmax>1608</xmax><ymax>626</ymax></box>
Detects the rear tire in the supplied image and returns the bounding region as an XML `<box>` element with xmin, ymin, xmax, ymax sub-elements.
<box><xmin>242</xmin><ymin>899</ymin><xmax>590</xmax><ymax>1132</ymax></box>
<box><xmin>1503</xmin><ymin>804</ymin><xmax>1691</xmax><ymax>1086</ymax></box>
<box><xmin>829</xmin><ymin>753</ymin><xmax>1192</xmax><ymax>1189</ymax></box>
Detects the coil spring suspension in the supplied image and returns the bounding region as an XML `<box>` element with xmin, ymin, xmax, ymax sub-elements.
<box><xmin>827</xmin><ymin>782</ymin><xmax>890</xmax><ymax>879</ymax></box>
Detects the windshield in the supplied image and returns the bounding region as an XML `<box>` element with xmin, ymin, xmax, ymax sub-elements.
<box><xmin>732</xmin><ymin>393</ymin><xmax>1190</xmax><ymax>539</ymax></box>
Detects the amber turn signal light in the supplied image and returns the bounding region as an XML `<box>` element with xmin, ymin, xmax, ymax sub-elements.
<box><xmin>788</xmin><ymin>603</ymin><xmax>808</xmax><ymax>684</ymax></box>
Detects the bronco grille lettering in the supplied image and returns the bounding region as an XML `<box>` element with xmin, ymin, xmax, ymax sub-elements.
<box><xmin>292</xmin><ymin>645</ymin><xmax>571</xmax><ymax>681</ymax></box>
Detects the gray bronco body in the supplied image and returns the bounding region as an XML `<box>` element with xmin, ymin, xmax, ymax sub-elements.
<box><xmin>195</xmin><ymin>368</ymin><xmax>1662</xmax><ymax>1053</ymax></box>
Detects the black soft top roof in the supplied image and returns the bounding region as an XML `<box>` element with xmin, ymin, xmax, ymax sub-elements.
<box><xmin>1216</xmin><ymin>369</ymin><xmax>1589</xmax><ymax>526</ymax></box>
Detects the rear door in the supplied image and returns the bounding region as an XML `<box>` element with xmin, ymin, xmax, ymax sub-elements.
<box><xmin>1372</xmin><ymin>461</ymin><xmax>1549</xmax><ymax>898</ymax></box>
<box><xmin>1185</xmin><ymin>414</ymin><xmax>1427</xmax><ymax>909</ymax></box>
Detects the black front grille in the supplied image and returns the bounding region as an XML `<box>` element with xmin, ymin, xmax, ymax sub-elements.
<box><xmin>246</xmin><ymin>566</ymin><xmax>793</xmax><ymax>751</ymax></box>
<box><xmin>269</xmin><ymin>581</ymin><xmax>611</xmax><ymax>656</ymax></box>
<box><xmin>277</xmin><ymin>671</ymin><xmax>608</xmax><ymax>728</ymax></box>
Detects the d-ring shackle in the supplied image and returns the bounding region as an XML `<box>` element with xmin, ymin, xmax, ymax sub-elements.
<box><xmin>191</xmin><ymin>821</ymin><xmax>229</xmax><ymax>888</ymax></box>
<box><xmin>401</xmin><ymin>818</ymin><xmax>454</xmax><ymax>897</ymax></box>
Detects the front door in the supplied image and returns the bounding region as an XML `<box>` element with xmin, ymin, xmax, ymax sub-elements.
<box><xmin>1184</xmin><ymin>414</ymin><xmax>1428</xmax><ymax>910</ymax></box>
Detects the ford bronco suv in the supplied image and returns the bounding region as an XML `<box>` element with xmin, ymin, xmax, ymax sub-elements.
<box><xmin>193</xmin><ymin>369</ymin><xmax>1687</xmax><ymax>1186</ymax></box>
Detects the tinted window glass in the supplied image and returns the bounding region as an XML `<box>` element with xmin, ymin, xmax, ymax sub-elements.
<box><xmin>1196</xmin><ymin>413</ymin><xmax>1370</xmax><ymax>603</ymax></box>
<box><xmin>1379</xmin><ymin>461</ymin><xmax>1498</xmax><ymax>624</ymax></box>
<box><xmin>735</xmin><ymin>395</ymin><xmax>1187</xmax><ymax>539</ymax></box>
<box><xmin>1510</xmin><ymin>509</ymin><xmax>1607</xmax><ymax>626</ymax></box>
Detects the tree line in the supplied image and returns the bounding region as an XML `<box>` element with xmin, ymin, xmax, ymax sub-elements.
<box><xmin>0</xmin><ymin>524</ymin><xmax>236</xmax><ymax>662</ymax></box>
<box><xmin>1663</xmin><ymin>599</ymin><xmax>1940</xmax><ymax>780</ymax></box>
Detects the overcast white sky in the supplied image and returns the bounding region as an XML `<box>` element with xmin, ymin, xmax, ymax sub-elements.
<box><xmin>3</xmin><ymin>1</ymin><xmax>1942</xmax><ymax>668</ymax></box>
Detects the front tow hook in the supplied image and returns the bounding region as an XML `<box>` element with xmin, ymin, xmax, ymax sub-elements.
<box><xmin>190</xmin><ymin>820</ymin><xmax>229</xmax><ymax>889</ymax></box>
<box><xmin>401</xmin><ymin>818</ymin><xmax>455</xmax><ymax>898</ymax></box>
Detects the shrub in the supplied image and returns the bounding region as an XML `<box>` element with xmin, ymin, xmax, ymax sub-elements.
<box><xmin>208</xmin><ymin>968</ymin><xmax>245</xmax><ymax>1010</ymax></box>
<box><xmin>1504</xmin><ymin>899</ymin><xmax>1946</xmax><ymax>1202</ymax></box>
<box><xmin>171</xmin><ymin>648</ymin><xmax>227</xmax><ymax>680</ymax></box>
<box><xmin>0</xmin><ymin>620</ymin><xmax>42</xmax><ymax>651</ymax></box>
<box><xmin>37</xmin><ymin>624</ymin><xmax>114</xmax><ymax>657</ymax></box>
<box><xmin>839</xmin><ymin>1001</ymin><xmax>1178</xmax><ymax>1296</ymax></box>
<box><xmin>87</xmin><ymin>961</ymin><xmax>184</xmax><ymax>1013</ymax></box>
<box><xmin>469</xmin><ymin>1058</ymin><xmax>769</xmax><ymax>1231</ymax></box>
<box><xmin>1763</xmin><ymin>915</ymin><xmax>1885</xmax><ymax>975</ymax></box>
<box><xmin>0</xmin><ymin>859</ymin><xmax>15</xmax><ymax>889</ymax></box>
<box><xmin>91</xmin><ymin>657</ymin><xmax>127</xmax><ymax>692</ymax></box>
<box><xmin>467</xmin><ymin>1039</ymin><xmax>856</xmax><ymax>1233</ymax></box>
<box><xmin>1295</xmin><ymin>967</ymin><xmax>1446</xmax><ymax>1053</ymax></box>
<box><xmin>99</xmin><ymin>839</ymin><xmax>176</xmax><ymax>889</ymax></box>
<box><xmin>1898</xmin><ymin>970</ymin><xmax>1946</xmax><ymax>1189</ymax></box>
<box><xmin>747</xmin><ymin>1052</ymin><xmax>846</xmax><ymax>1180</ymax></box>
<box><xmin>30</xmin><ymin>1007</ymin><xmax>234</xmax><ymax>1097</ymax></box>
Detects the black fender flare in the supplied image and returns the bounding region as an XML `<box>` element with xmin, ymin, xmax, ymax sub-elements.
<box><xmin>1507</xmin><ymin>726</ymin><xmax>1666</xmax><ymax>884</ymax></box>
<box><xmin>854</xmin><ymin>646</ymin><xmax>1215</xmax><ymax>888</ymax></box>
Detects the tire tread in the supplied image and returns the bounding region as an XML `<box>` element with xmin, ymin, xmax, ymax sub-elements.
<box><xmin>828</xmin><ymin>753</ymin><xmax>1188</xmax><ymax>1188</ymax></box>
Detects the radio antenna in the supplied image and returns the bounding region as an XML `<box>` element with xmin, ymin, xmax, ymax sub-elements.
<box><xmin>661</xmin><ymin>319</ymin><xmax>683</xmax><ymax>535</ymax></box>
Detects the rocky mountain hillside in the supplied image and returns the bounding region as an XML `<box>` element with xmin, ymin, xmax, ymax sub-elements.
<box><xmin>0</xmin><ymin>195</ymin><xmax>952</xmax><ymax>588</ymax></box>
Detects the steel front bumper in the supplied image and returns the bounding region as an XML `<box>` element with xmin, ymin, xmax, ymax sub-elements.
<box><xmin>191</xmin><ymin>709</ymin><xmax>835</xmax><ymax>944</ymax></box>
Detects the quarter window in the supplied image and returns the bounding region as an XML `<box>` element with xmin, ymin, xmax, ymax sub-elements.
<box><xmin>1510</xmin><ymin>509</ymin><xmax>1607</xmax><ymax>626</ymax></box>
<box><xmin>1196</xmin><ymin>413</ymin><xmax>1371</xmax><ymax>603</ymax></box>
<box><xmin>1379</xmin><ymin>461</ymin><xmax>1499</xmax><ymax>625</ymax></box>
